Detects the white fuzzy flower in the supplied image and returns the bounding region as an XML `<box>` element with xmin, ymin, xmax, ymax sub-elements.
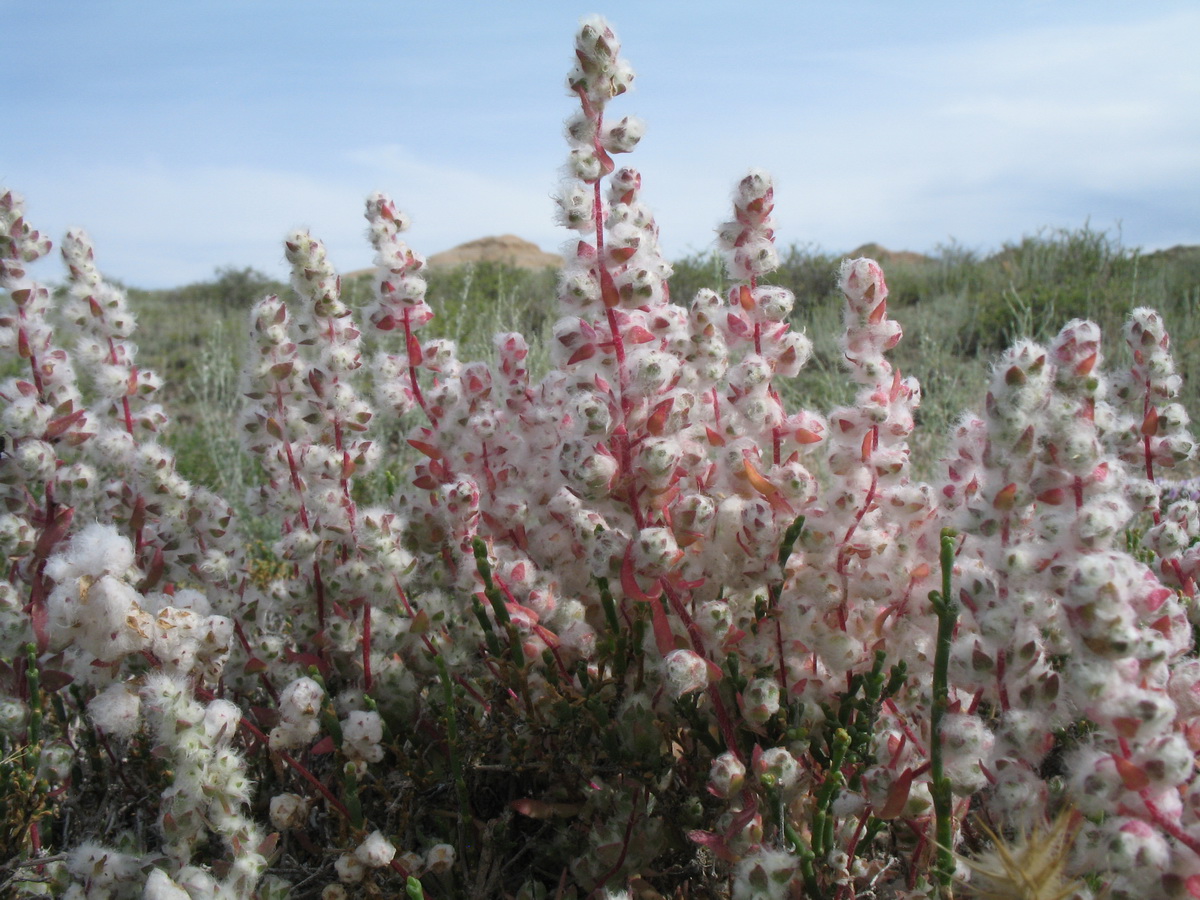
<box><xmin>270</xmin><ymin>792</ymin><xmax>310</xmax><ymax>830</ymax></box>
<box><xmin>424</xmin><ymin>843</ymin><xmax>455</xmax><ymax>874</ymax></box>
<box><xmin>144</xmin><ymin>869</ymin><xmax>191</xmax><ymax>900</ymax></box>
<box><xmin>335</xmin><ymin>852</ymin><xmax>366</xmax><ymax>884</ymax></box>
<box><xmin>88</xmin><ymin>683</ymin><xmax>141</xmax><ymax>739</ymax></box>
<box><xmin>663</xmin><ymin>649</ymin><xmax>710</xmax><ymax>698</ymax></box>
<box><xmin>342</xmin><ymin>709</ymin><xmax>385</xmax><ymax>764</ymax></box>
<box><xmin>355</xmin><ymin>830</ymin><xmax>397</xmax><ymax>868</ymax></box>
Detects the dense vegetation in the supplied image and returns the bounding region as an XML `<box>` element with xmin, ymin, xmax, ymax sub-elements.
<box><xmin>126</xmin><ymin>228</ymin><xmax>1200</xmax><ymax>497</ymax></box>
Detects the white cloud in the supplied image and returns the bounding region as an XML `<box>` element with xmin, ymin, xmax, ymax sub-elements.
<box><xmin>639</xmin><ymin>7</ymin><xmax>1200</xmax><ymax>257</ymax></box>
<box><xmin>10</xmin><ymin>150</ymin><xmax>567</xmax><ymax>288</ymax></box>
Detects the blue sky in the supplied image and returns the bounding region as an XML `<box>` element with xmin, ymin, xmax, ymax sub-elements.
<box><xmin>4</xmin><ymin>1</ymin><xmax>1198</xmax><ymax>288</ymax></box>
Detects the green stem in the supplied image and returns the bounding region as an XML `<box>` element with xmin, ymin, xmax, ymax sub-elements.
<box><xmin>929</xmin><ymin>528</ymin><xmax>958</xmax><ymax>897</ymax></box>
<box><xmin>435</xmin><ymin>653</ymin><xmax>471</xmax><ymax>832</ymax></box>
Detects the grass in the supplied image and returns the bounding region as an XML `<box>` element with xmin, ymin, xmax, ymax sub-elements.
<box><xmin>114</xmin><ymin>226</ymin><xmax>1200</xmax><ymax>498</ymax></box>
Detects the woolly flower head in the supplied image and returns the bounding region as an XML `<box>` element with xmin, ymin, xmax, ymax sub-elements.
<box><xmin>270</xmin><ymin>792</ymin><xmax>310</xmax><ymax>831</ymax></box>
<box><xmin>270</xmin><ymin>676</ymin><xmax>325</xmax><ymax>749</ymax></box>
<box><xmin>342</xmin><ymin>709</ymin><xmax>385</xmax><ymax>764</ymax></box>
<box><xmin>67</xmin><ymin>841</ymin><xmax>141</xmax><ymax>891</ymax></box>
<box><xmin>733</xmin><ymin>847</ymin><xmax>799</xmax><ymax>900</ymax></box>
<box><xmin>44</xmin><ymin>522</ymin><xmax>135</xmax><ymax>584</ymax></box>
<box><xmin>87</xmin><ymin>683</ymin><xmax>141</xmax><ymax>739</ymax></box>
<box><xmin>355</xmin><ymin>830</ymin><xmax>396</xmax><ymax>868</ymax></box>
<box><xmin>144</xmin><ymin>869</ymin><xmax>191</xmax><ymax>900</ymax></box>
<box><xmin>663</xmin><ymin>649</ymin><xmax>710</xmax><ymax>697</ymax></box>
<box><xmin>567</xmin><ymin>15</ymin><xmax>634</xmax><ymax>108</ymax></box>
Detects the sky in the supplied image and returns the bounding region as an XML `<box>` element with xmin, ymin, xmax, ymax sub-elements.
<box><xmin>3</xmin><ymin>1</ymin><xmax>1198</xmax><ymax>289</ymax></box>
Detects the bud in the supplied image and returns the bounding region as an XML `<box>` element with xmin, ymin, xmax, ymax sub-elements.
<box><xmin>663</xmin><ymin>649</ymin><xmax>709</xmax><ymax>697</ymax></box>
<box><xmin>708</xmin><ymin>751</ymin><xmax>746</xmax><ymax>799</ymax></box>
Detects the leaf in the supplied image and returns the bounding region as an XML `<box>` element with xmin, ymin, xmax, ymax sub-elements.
<box><xmin>567</xmin><ymin>344</ymin><xmax>597</xmax><ymax>365</ymax></box>
<box><xmin>1142</xmin><ymin>406</ymin><xmax>1160</xmax><ymax>437</ymax></box>
<box><xmin>620</xmin><ymin>542</ymin><xmax>662</xmax><ymax>603</ymax></box>
<box><xmin>646</xmin><ymin>399</ymin><xmax>673</xmax><ymax>436</ymax></box>
<box><xmin>43</xmin><ymin>408</ymin><xmax>86</xmax><ymax>439</ymax></box>
<box><xmin>407</xmin><ymin>439</ymin><xmax>443</xmax><ymax>461</ymax></box>
<box><xmin>793</xmin><ymin>427</ymin><xmax>822</xmax><ymax>445</ymax></box>
<box><xmin>686</xmin><ymin>829</ymin><xmax>737</xmax><ymax>863</ymax></box>
<box><xmin>408</xmin><ymin>609</ymin><xmax>430</xmax><ymax>635</ymax></box>
<box><xmin>743</xmin><ymin>459</ymin><xmax>793</xmax><ymax>514</ymax></box>
<box><xmin>1112</xmin><ymin>754</ymin><xmax>1149</xmax><ymax>791</ymax></box>
<box><xmin>992</xmin><ymin>482</ymin><xmax>1018</xmax><ymax>511</ymax></box>
<box><xmin>737</xmin><ymin>285</ymin><xmax>754</xmax><ymax>312</ymax></box>
<box><xmin>38</xmin><ymin>669</ymin><xmax>74</xmax><ymax>693</ymax></box>
<box><xmin>600</xmin><ymin>267</ymin><xmax>620</xmax><ymax>309</ymax></box>
<box><xmin>310</xmin><ymin>735</ymin><xmax>335</xmax><ymax>755</ymax></box>
<box><xmin>877</xmin><ymin>767</ymin><xmax>915</xmax><ymax>820</ymax></box>
<box><xmin>511</xmin><ymin>798</ymin><xmax>583</xmax><ymax>819</ymax></box>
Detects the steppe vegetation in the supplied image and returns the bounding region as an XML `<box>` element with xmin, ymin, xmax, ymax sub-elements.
<box><xmin>134</xmin><ymin>231</ymin><xmax>1200</xmax><ymax>496</ymax></box>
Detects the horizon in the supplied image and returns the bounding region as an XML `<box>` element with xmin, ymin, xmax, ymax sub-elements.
<box><xmin>5</xmin><ymin>2</ymin><xmax>1199</xmax><ymax>289</ymax></box>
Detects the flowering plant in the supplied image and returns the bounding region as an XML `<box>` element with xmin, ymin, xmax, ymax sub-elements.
<box><xmin>1</xmin><ymin>15</ymin><xmax>1199</xmax><ymax>900</ymax></box>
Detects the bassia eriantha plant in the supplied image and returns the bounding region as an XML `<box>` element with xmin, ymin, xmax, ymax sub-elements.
<box><xmin>1</xmin><ymin>14</ymin><xmax>1200</xmax><ymax>900</ymax></box>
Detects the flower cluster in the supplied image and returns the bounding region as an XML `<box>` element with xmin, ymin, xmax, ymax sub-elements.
<box><xmin>0</xmin><ymin>15</ymin><xmax>1198</xmax><ymax>900</ymax></box>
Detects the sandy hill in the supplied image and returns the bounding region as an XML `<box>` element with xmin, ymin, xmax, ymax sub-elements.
<box><xmin>846</xmin><ymin>243</ymin><xmax>930</xmax><ymax>266</ymax></box>
<box><xmin>427</xmin><ymin>234</ymin><xmax>562</xmax><ymax>270</ymax></box>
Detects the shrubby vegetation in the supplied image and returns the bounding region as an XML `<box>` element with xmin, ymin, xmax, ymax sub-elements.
<box><xmin>2</xmin><ymin>15</ymin><xmax>1200</xmax><ymax>900</ymax></box>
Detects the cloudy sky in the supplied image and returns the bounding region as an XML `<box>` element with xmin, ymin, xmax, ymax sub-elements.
<box><xmin>4</xmin><ymin>1</ymin><xmax>1198</xmax><ymax>288</ymax></box>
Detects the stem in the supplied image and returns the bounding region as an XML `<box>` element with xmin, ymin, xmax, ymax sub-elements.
<box><xmin>362</xmin><ymin>601</ymin><xmax>373</xmax><ymax>694</ymax></box>
<box><xmin>436</xmin><ymin>653</ymin><xmax>471</xmax><ymax>851</ymax></box>
<box><xmin>928</xmin><ymin>528</ymin><xmax>958</xmax><ymax>897</ymax></box>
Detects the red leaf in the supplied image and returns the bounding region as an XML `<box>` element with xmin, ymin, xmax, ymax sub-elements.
<box><xmin>405</xmin><ymin>331</ymin><xmax>423</xmax><ymax>363</ymax></box>
<box><xmin>43</xmin><ymin>408</ymin><xmax>86</xmax><ymax>439</ymax></box>
<box><xmin>38</xmin><ymin>669</ymin><xmax>74</xmax><ymax>693</ymax></box>
<box><xmin>620</xmin><ymin>542</ymin><xmax>662</xmax><ymax>603</ymax></box>
<box><xmin>992</xmin><ymin>483</ymin><xmax>1018</xmax><ymax>511</ymax></box>
<box><xmin>1113</xmin><ymin>754</ymin><xmax>1149</xmax><ymax>791</ymax></box>
<box><xmin>725</xmin><ymin>312</ymin><xmax>751</xmax><ymax>338</ymax></box>
<box><xmin>1075</xmin><ymin>351</ymin><xmax>1098</xmax><ymax>376</ymax></box>
<box><xmin>138</xmin><ymin>547</ymin><xmax>165</xmax><ymax>593</ymax></box>
<box><xmin>743</xmin><ymin>459</ymin><xmax>793</xmax><ymax>514</ymax></box>
<box><xmin>310</xmin><ymin>735</ymin><xmax>335</xmax><ymax>755</ymax></box>
<box><xmin>877</xmin><ymin>768</ymin><xmax>915</xmax><ymax>820</ymax></box>
<box><xmin>1142</xmin><ymin>407</ymin><xmax>1160</xmax><ymax>437</ymax></box>
<box><xmin>33</xmin><ymin>506</ymin><xmax>74</xmax><ymax>561</ymax></box>
<box><xmin>793</xmin><ymin>427</ymin><xmax>822</xmax><ymax>445</ymax></box>
<box><xmin>511</xmin><ymin>798</ymin><xmax>583</xmax><ymax>819</ymax></box>
<box><xmin>647</xmin><ymin>399</ymin><xmax>673</xmax><ymax>436</ymax></box>
<box><xmin>860</xmin><ymin>430</ymin><xmax>874</xmax><ymax>463</ymax></box>
<box><xmin>257</xmin><ymin>832</ymin><xmax>280</xmax><ymax>859</ymax></box>
<box><xmin>567</xmin><ymin>344</ymin><xmax>597</xmax><ymax>365</ymax></box>
<box><xmin>407</xmin><ymin>439</ymin><xmax>443</xmax><ymax>461</ymax></box>
<box><xmin>600</xmin><ymin>267</ymin><xmax>620</xmax><ymax>309</ymax></box>
<box><xmin>1037</xmin><ymin>487</ymin><xmax>1066</xmax><ymax>505</ymax></box>
<box><xmin>687</xmin><ymin>830</ymin><xmax>737</xmax><ymax>863</ymax></box>
<box><xmin>625</xmin><ymin>325</ymin><xmax>656</xmax><ymax>344</ymax></box>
